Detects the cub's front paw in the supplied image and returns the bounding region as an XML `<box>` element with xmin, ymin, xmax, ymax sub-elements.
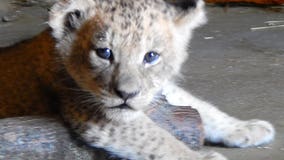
<box><xmin>222</xmin><ymin>119</ymin><xmax>275</xmax><ymax>148</ymax></box>
<box><xmin>200</xmin><ymin>151</ymin><xmax>227</xmax><ymax>160</ymax></box>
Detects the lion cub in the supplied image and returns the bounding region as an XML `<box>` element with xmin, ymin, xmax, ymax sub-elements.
<box><xmin>47</xmin><ymin>0</ymin><xmax>275</xmax><ymax>159</ymax></box>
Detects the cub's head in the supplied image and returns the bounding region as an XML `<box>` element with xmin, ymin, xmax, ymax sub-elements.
<box><xmin>49</xmin><ymin>0</ymin><xmax>205</xmax><ymax>116</ymax></box>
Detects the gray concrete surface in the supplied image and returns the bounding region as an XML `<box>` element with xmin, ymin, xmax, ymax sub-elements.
<box><xmin>185</xmin><ymin>6</ymin><xmax>284</xmax><ymax>160</ymax></box>
<box><xmin>0</xmin><ymin>0</ymin><xmax>49</xmax><ymax>47</ymax></box>
<box><xmin>0</xmin><ymin>1</ymin><xmax>283</xmax><ymax>160</ymax></box>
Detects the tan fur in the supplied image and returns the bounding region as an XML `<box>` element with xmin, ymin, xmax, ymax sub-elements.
<box><xmin>0</xmin><ymin>0</ymin><xmax>274</xmax><ymax>159</ymax></box>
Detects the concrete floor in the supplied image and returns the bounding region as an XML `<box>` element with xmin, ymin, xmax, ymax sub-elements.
<box><xmin>185</xmin><ymin>6</ymin><xmax>284</xmax><ymax>160</ymax></box>
<box><xmin>0</xmin><ymin>1</ymin><xmax>284</xmax><ymax>160</ymax></box>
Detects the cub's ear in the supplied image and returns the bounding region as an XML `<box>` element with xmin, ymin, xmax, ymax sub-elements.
<box><xmin>167</xmin><ymin>0</ymin><xmax>207</xmax><ymax>35</ymax></box>
<box><xmin>166</xmin><ymin>0</ymin><xmax>199</xmax><ymax>9</ymax></box>
<box><xmin>48</xmin><ymin>0</ymin><xmax>95</xmax><ymax>40</ymax></box>
<box><xmin>64</xmin><ymin>10</ymin><xmax>84</xmax><ymax>32</ymax></box>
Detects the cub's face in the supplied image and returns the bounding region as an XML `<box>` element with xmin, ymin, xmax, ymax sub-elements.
<box><xmin>49</xmin><ymin>0</ymin><xmax>205</xmax><ymax>112</ymax></box>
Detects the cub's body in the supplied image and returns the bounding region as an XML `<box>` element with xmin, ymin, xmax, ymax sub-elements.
<box><xmin>0</xmin><ymin>0</ymin><xmax>274</xmax><ymax>159</ymax></box>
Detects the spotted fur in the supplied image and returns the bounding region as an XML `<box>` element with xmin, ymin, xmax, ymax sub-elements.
<box><xmin>49</xmin><ymin>0</ymin><xmax>274</xmax><ymax>159</ymax></box>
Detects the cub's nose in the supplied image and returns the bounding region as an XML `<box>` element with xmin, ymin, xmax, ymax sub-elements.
<box><xmin>114</xmin><ymin>88</ymin><xmax>139</xmax><ymax>101</ymax></box>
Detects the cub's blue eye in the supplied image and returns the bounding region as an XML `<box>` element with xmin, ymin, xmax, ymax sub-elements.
<box><xmin>144</xmin><ymin>51</ymin><xmax>160</xmax><ymax>64</ymax></box>
<box><xmin>95</xmin><ymin>48</ymin><xmax>113</xmax><ymax>60</ymax></box>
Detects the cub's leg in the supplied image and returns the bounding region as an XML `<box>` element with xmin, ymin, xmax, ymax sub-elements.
<box><xmin>163</xmin><ymin>83</ymin><xmax>275</xmax><ymax>148</ymax></box>
<box><xmin>77</xmin><ymin>111</ymin><xmax>226</xmax><ymax>160</ymax></box>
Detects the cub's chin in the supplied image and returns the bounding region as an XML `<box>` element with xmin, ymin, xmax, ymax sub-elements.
<box><xmin>104</xmin><ymin>106</ymin><xmax>144</xmax><ymax>122</ymax></box>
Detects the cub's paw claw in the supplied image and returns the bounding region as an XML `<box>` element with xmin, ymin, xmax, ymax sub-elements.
<box><xmin>200</xmin><ymin>151</ymin><xmax>227</xmax><ymax>160</ymax></box>
<box><xmin>223</xmin><ymin>119</ymin><xmax>275</xmax><ymax>148</ymax></box>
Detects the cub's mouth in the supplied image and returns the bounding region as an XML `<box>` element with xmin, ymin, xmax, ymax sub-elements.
<box><xmin>110</xmin><ymin>103</ymin><xmax>134</xmax><ymax>110</ymax></box>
